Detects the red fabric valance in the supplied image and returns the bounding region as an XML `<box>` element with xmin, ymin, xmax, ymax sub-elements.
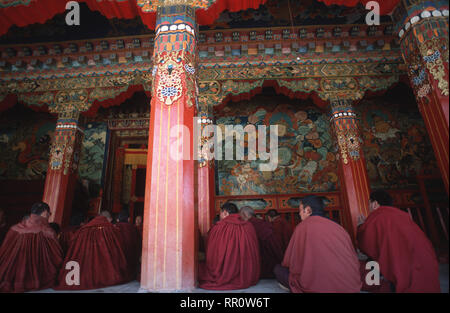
<box><xmin>214</xmin><ymin>80</ymin><xmax>329</xmax><ymax>112</ymax></box>
<box><xmin>0</xmin><ymin>0</ymin><xmax>67</xmax><ymax>37</ymax></box>
<box><xmin>84</xmin><ymin>84</ymin><xmax>151</xmax><ymax>117</ymax></box>
<box><xmin>0</xmin><ymin>0</ymin><xmax>268</xmax><ymax>37</ymax></box>
<box><xmin>317</xmin><ymin>0</ymin><xmax>400</xmax><ymax>15</ymax></box>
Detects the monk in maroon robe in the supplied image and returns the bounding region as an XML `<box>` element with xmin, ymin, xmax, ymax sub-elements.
<box><xmin>274</xmin><ymin>196</ymin><xmax>361</xmax><ymax>293</ymax></box>
<box><xmin>240</xmin><ymin>206</ymin><xmax>283</xmax><ymax>278</ymax></box>
<box><xmin>59</xmin><ymin>212</ymin><xmax>86</xmax><ymax>255</ymax></box>
<box><xmin>199</xmin><ymin>202</ymin><xmax>260</xmax><ymax>290</ymax></box>
<box><xmin>55</xmin><ymin>211</ymin><xmax>130</xmax><ymax>290</ymax></box>
<box><xmin>59</xmin><ymin>225</ymin><xmax>80</xmax><ymax>255</ymax></box>
<box><xmin>267</xmin><ymin>209</ymin><xmax>293</xmax><ymax>254</ymax></box>
<box><xmin>114</xmin><ymin>210</ymin><xmax>141</xmax><ymax>280</ymax></box>
<box><xmin>357</xmin><ymin>190</ymin><xmax>440</xmax><ymax>293</ymax></box>
<box><xmin>0</xmin><ymin>202</ymin><xmax>63</xmax><ymax>292</ymax></box>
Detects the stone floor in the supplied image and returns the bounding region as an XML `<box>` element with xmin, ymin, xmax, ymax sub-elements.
<box><xmin>31</xmin><ymin>263</ymin><xmax>449</xmax><ymax>293</ymax></box>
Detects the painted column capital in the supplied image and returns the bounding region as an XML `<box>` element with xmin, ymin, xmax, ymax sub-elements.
<box><xmin>329</xmin><ymin>98</ymin><xmax>362</xmax><ymax>165</ymax></box>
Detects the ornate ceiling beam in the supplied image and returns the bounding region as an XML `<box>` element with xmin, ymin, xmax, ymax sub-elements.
<box><xmin>0</xmin><ymin>23</ymin><xmax>405</xmax><ymax>113</ymax></box>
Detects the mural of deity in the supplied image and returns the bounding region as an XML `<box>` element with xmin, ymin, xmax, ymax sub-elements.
<box><xmin>358</xmin><ymin>99</ymin><xmax>437</xmax><ymax>189</ymax></box>
<box><xmin>0</xmin><ymin>112</ymin><xmax>55</xmax><ymax>180</ymax></box>
<box><xmin>215</xmin><ymin>96</ymin><xmax>339</xmax><ymax>196</ymax></box>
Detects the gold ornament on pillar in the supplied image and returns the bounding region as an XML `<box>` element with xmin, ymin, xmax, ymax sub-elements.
<box><xmin>155</xmin><ymin>52</ymin><xmax>183</xmax><ymax>106</ymax></box>
<box><xmin>198</xmin><ymin>105</ymin><xmax>213</xmax><ymax>168</ymax></box>
<box><xmin>419</xmin><ymin>38</ymin><xmax>449</xmax><ymax>96</ymax></box>
<box><xmin>49</xmin><ymin>142</ymin><xmax>66</xmax><ymax>170</ymax></box>
<box><xmin>49</xmin><ymin>110</ymin><xmax>84</xmax><ymax>175</ymax></box>
<box><xmin>330</xmin><ymin>100</ymin><xmax>362</xmax><ymax>165</ymax></box>
<box><xmin>183</xmin><ymin>55</ymin><xmax>197</xmax><ymax>108</ymax></box>
<box><xmin>335</xmin><ymin>128</ymin><xmax>361</xmax><ymax>165</ymax></box>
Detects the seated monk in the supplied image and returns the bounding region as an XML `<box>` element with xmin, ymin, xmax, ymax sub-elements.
<box><xmin>266</xmin><ymin>209</ymin><xmax>293</xmax><ymax>254</ymax></box>
<box><xmin>198</xmin><ymin>202</ymin><xmax>260</xmax><ymax>290</ymax></box>
<box><xmin>202</xmin><ymin>214</ymin><xmax>221</xmax><ymax>253</ymax></box>
<box><xmin>274</xmin><ymin>195</ymin><xmax>361</xmax><ymax>293</ymax></box>
<box><xmin>114</xmin><ymin>210</ymin><xmax>141</xmax><ymax>280</ymax></box>
<box><xmin>357</xmin><ymin>190</ymin><xmax>440</xmax><ymax>293</ymax></box>
<box><xmin>55</xmin><ymin>211</ymin><xmax>130</xmax><ymax>290</ymax></box>
<box><xmin>240</xmin><ymin>206</ymin><xmax>284</xmax><ymax>278</ymax></box>
<box><xmin>0</xmin><ymin>202</ymin><xmax>63</xmax><ymax>292</ymax></box>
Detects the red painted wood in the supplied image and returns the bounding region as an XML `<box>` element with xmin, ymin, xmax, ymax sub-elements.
<box><xmin>141</xmin><ymin>78</ymin><xmax>197</xmax><ymax>291</ymax></box>
<box><xmin>417</xmin><ymin>97</ymin><xmax>449</xmax><ymax>194</ymax></box>
<box><xmin>417</xmin><ymin>178</ymin><xmax>441</xmax><ymax>248</ymax></box>
<box><xmin>129</xmin><ymin>167</ymin><xmax>137</xmax><ymax>222</ymax></box>
<box><xmin>198</xmin><ymin>163</ymin><xmax>215</xmax><ymax>238</ymax></box>
<box><xmin>215</xmin><ymin>191</ymin><xmax>346</xmax><ymax>230</ymax></box>
<box><xmin>42</xmin><ymin>162</ymin><xmax>78</xmax><ymax>228</ymax></box>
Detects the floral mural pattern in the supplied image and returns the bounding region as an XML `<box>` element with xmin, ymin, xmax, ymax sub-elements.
<box><xmin>78</xmin><ymin>122</ymin><xmax>108</xmax><ymax>186</ymax></box>
<box><xmin>215</xmin><ymin>99</ymin><xmax>339</xmax><ymax>196</ymax></box>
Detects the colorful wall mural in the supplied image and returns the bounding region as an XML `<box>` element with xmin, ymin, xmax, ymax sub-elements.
<box><xmin>0</xmin><ymin>108</ymin><xmax>108</xmax><ymax>191</ymax></box>
<box><xmin>78</xmin><ymin>122</ymin><xmax>108</xmax><ymax>188</ymax></box>
<box><xmin>358</xmin><ymin>99</ymin><xmax>437</xmax><ymax>189</ymax></box>
<box><xmin>0</xmin><ymin>110</ymin><xmax>55</xmax><ymax>180</ymax></box>
<box><xmin>215</xmin><ymin>96</ymin><xmax>339</xmax><ymax>196</ymax></box>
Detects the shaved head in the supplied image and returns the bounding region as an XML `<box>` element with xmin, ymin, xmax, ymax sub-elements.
<box><xmin>99</xmin><ymin>210</ymin><xmax>112</xmax><ymax>222</ymax></box>
<box><xmin>239</xmin><ymin>206</ymin><xmax>255</xmax><ymax>221</ymax></box>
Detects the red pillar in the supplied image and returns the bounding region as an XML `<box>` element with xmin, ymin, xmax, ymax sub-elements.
<box><xmin>141</xmin><ymin>5</ymin><xmax>198</xmax><ymax>292</ymax></box>
<box><xmin>330</xmin><ymin>99</ymin><xmax>371</xmax><ymax>240</ymax></box>
<box><xmin>43</xmin><ymin>110</ymin><xmax>84</xmax><ymax>227</ymax></box>
<box><xmin>400</xmin><ymin>14</ymin><xmax>449</xmax><ymax>193</ymax></box>
<box><xmin>197</xmin><ymin>108</ymin><xmax>216</xmax><ymax>239</ymax></box>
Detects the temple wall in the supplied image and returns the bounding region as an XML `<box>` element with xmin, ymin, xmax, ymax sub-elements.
<box><xmin>78</xmin><ymin>121</ymin><xmax>108</xmax><ymax>195</ymax></box>
<box><xmin>0</xmin><ymin>109</ymin><xmax>54</xmax><ymax>180</ymax></box>
<box><xmin>357</xmin><ymin>98</ymin><xmax>438</xmax><ymax>190</ymax></box>
<box><xmin>0</xmin><ymin>108</ymin><xmax>108</xmax><ymax>224</ymax></box>
<box><xmin>0</xmin><ymin>110</ymin><xmax>108</xmax><ymax>189</ymax></box>
<box><xmin>214</xmin><ymin>94</ymin><xmax>339</xmax><ymax>196</ymax></box>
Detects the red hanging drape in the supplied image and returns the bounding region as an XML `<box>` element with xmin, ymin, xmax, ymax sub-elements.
<box><xmin>0</xmin><ymin>0</ymin><xmax>67</xmax><ymax>37</ymax></box>
<box><xmin>0</xmin><ymin>0</ymin><xmax>402</xmax><ymax>38</ymax></box>
<box><xmin>83</xmin><ymin>84</ymin><xmax>151</xmax><ymax>117</ymax></box>
<box><xmin>317</xmin><ymin>0</ymin><xmax>400</xmax><ymax>15</ymax></box>
<box><xmin>213</xmin><ymin>80</ymin><xmax>329</xmax><ymax>112</ymax></box>
<box><xmin>0</xmin><ymin>0</ymin><xmax>268</xmax><ymax>37</ymax></box>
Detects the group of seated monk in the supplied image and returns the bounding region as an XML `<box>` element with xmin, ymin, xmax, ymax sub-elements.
<box><xmin>199</xmin><ymin>191</ymin><xmax>441</xmax><ymax>293</ymax></box>
<box><xmin>0</xmin><ymin>203</ymin><xmax>141</xmax><ymax>292</ymax></box>
<box><xmin>0</xmin><ymin>189</ymin><xmax>441</xmax><ymax>293</ymax></box>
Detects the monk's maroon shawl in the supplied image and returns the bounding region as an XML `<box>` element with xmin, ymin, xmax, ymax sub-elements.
<box><xmin>271</xmin><ymin>217</ymin><xmax>293</xmax><ymax>253</ymax></box>
<box><xmin>282</xmin><ymin>216</ymin><xmax>362</xmax><ymax>293</ymax></box>
<box><xmin>59</xmin><ymin>225</ymin><xmax>80</xmax><ymax>255</ymax></box>
<box><xmin>114</xmin><ymin>222</ymin><xmax>141</xmax><ymax>279</ymax></box>
<box><xmin>248</xmin><ymin>217</ymin><xmax>284</xmax><ymax>278</ymax></box>
<box><xmin>357</xmin><ymin>206</ymin><xmax>440</xmax><ymax>293</ymax></box>
<box><xmin>0</xmin><ymin>214</ymin><xmax>63</xmax><ymax>292</ymax></box>
<box><xmin>55</xmin><ymin>216</ymin><xmax>130</xmax><ymax>290</ymax></box>
<box><xmin>199</xmin><ymin>213</ymin><xmax>260</xmax><ymax>290</ymax></box>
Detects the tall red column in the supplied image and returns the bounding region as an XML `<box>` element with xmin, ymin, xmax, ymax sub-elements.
<box><xmin>330</xmin><ymin>98</ymin><xmax>371</xmax><ymax>240</ymax></box>
<box><xmin>141</xmin><ymin>5</ymin><xmax>198</xmax><ymax>291</ymax></box>
<box><xmin>197</xmin><ymin>105</ymin><xmax>215</xmax><ymax>239</ymax></box>
<box><xmin>43</xmin><ymin>110</ymin><xmax>84</xmax><ymax>227</ymax></box>
<box><xmin>399</xmin><ymin>7</ymin><xmax>449</xmax><ymax>193</ymax></box>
